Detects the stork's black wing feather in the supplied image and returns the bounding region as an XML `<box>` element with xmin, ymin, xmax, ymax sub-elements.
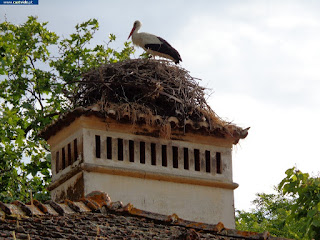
<box><xmin>144</xmin><ymin>37</ymin><xmax>182</xmax><ymax>64</ymax></box>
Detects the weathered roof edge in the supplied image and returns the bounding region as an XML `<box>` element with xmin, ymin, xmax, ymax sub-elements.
<box><xmin>39</xmin><ymin>104</ymin><xmax>249</xmax><ymax>144</ymax></box>
<box><xmin>0</xmin><ymin>191</ymin><xmax>286</xmax><ymax>240</ymax></box>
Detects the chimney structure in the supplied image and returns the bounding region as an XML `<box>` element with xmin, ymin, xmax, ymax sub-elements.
<box><xmin>40</xmin><ymin>60</ymin><xmax>248</xmax><ymax>228</ymax></box>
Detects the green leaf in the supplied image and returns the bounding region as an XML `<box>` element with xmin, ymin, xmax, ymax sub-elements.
<box><xmin>285</xmin><ymin>167</ymin><xmax>294</xmax><ymax>176</ymax></box>
<box><xmin>109</xmin><ymin>33</ymin><xmax>116</xmax><ymax>41</ymax></box>
<box><xmin>312</xmin><ymin>217</ymin><xmax>320</xmax><ymax>227</ymax></box>
<box><xmin>307</xmin><ymin>208</ymin><xmax>317</xmax><ymax>218</ymax></box>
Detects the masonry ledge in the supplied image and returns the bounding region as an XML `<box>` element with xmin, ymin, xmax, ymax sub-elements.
<box><xmin>48</xmin><ymin>163</ymin><xmax>239</xmax><ymax>191</ymax></box>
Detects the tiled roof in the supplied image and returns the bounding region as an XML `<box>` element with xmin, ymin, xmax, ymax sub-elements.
<box><xmin>0</xmin><ymin>191</ymin><xmax>287</xmax><ymax>240</ymax></box>
<box><xmin>39</xmin><ymin>103</ymin><xmax>249</xmax><ymax>144</ymax></box>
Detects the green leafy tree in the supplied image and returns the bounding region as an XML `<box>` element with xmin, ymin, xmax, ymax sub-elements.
<box><xmin>0</xmin><ymin>16</ymin><xmax>134</xmax><ymax>202</ymax></box>
<box><xmin>236</xmin><ymin>168</ymin><xmax>320</xmax><ymax>239</ymax></box>
<box><xmin>236</xmin><ymin>192</ymin><xmax>305</xmax><ymax>239</ymax></box>
<box><xmin>279</xmin><ymin>167</ymin><xmax>320</xmax><ymax>239</ymax></box>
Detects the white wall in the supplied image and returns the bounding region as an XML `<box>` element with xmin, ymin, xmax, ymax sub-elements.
<box><xmin>84</xmin><ymin>171</ymin><xmax>236</xmax><ymax>228</ymax></box>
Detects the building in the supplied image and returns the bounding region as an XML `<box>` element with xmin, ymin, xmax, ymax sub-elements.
<box><xmin>40</xmin><ymin>59</ymin><xmax>249</xmax><ymax>229</ymax></box>
<box><xmin>0</xmin><ymin>191</ymin><xmax>285</xmax><ymax>239</ymax></box>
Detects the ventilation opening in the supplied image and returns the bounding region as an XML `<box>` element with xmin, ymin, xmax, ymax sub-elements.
<box><xmin>172</xmin><ymin>146</ymin><xmax>178</xmax><ymax>168</ymax></box>
<box><xmin>67</xmin><ymin>143</ymin><xmax>72</xmax><ymax>166</ymax></box>
<box><xmin>95</xmin><ymin>135</ymin><xmax>101</xmax><ymax>158</ymax></box>
<box><xmin>56</xmin><ymin>151</ymin><xmax>60</xmax><ymax>173</ymax></box>
<box><xmin>216</xmin><ymin>152</ymin><xmax>222</xmax><ymax>174</ymax></box>
<box><xmin>162</xmin><ymin>145</ymin><xmax>167</xmax><ymax>167</ymax></box>
<box><xmin>62</xmin><ymin>147</ymin><xmax>66</xmax><ymax>169</ymax></box>
<box><xmin>129</xmin><ymin>140</ymin><xmax>134</xmax><ymax>162</ymax></box>
<box><xmin>74</xmin><ymin>139</ymin><xmax>78</xmax><ymax>161</ymax></box>
<box><xmin>140</xmin><ymin>141</ymin><xmax>145</xmax><ymax>164</ymax></box>
<box><xmin>151</xmin><ymin>143</ymin><xmax>156</xmax><ymax>165</ymax></box>
<box><xmin>118</xmin><ymin>138</ymin><xmax>123</xmax><ymax>161</ymax></box>
<box><xmin>194</xmin><ymin>149</ymin><xmax>200</xmax><ymax>171</ymax></box>
<box><xmin>205</xmin><ymin>150</ymin><xmax>210</xmax><ymax>173</ymax></box>
<box><xmin>183</xmin><ymin>148</ymin><xmax>189</xmax><ymax>170</ymax></box>
<box><xmin>106</xmin><ymin>137</ymin><xmax>112</xmax><ymax>159</ymax></box>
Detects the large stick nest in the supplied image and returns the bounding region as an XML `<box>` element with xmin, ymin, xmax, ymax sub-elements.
<box><xmin>71</xmin><ymin>59</ymin><xmax>226</xmax><ymax>128</ymax></box>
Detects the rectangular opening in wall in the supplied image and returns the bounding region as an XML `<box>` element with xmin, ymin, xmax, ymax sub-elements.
<box><xmin>140</xmin><ymin>141</ymin><xmax>145</xmax><ymax>164</ymax></box>
<box><xmin>106</xmin><ymin>137</ymin><xmax>112</xmax><ymax>160</ymax></box>
<box><xmin>118</xmin><ymin>138</ymin><xmax>123</xmax><ymax>161</ymax></box>
<box><xmin>151</xmin><ymin>143</ymin><xmax>156</xmax><ymax>165</ymax></box>
<box><xmin>172</xmin><ymin>146</ymin><xmax>178</xmax><ymax>168</ymax></box>
<box><xmin>56</xmin><ymin>151</ymin><xmax>60</xmax><ymax>173</ymax></box>
<box><xmin>194</xmin><ymin>149</ymin><xmax>200</xmax><ymax>171</ymax></box>
<box><xmin>67</xmin><ymin>143</ymin><xmax>72</xmax><ymax>166</ymax></box>
<box><xmin>216</xmin><ymin>152</ymin><xmax>222</xmax><ymax>174</ymax></box>
<box><xmin>205</xmin><ymin>150</ymin><xmax>211</xmax><ymax>173</ymax></box>
<box><xmin>129</xmin><ymin>140</ymin><xmax>134</xmax><ymax>162</ymax></box>
<box><xmin>62</xmin><ymin>147</ymin><xmax>66</xmax><ymax>169</ymax></box>
<box><xmin>95</xmin><ymin>135</ymin><xmax>101</xmax><ymax>158</ymax></box>
<box><xmin>74</xmin><ymin>139</ymin><xmax>78</xmax><ymax>162</ymax></box>
<box><xmin>162</xmin><ymin>145</ymin><xmax>167</xmax><ymax>167</ymax></box>
<box><xmin>183</xmin><ymin>148</ymin><xmax>189</xmax><ymax>170</ymax></box>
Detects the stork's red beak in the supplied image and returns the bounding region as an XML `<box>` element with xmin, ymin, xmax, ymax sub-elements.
<box><xmin>127</xmin><ymin>27</ymin><xmax>135</xmax><ymax>40</ymax></box>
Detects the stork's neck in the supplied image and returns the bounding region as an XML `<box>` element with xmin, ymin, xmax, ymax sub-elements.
<box><xmin>133</xmin><ymin>25</ymin><xmax>141</xmax><ymax>35</ymax></box>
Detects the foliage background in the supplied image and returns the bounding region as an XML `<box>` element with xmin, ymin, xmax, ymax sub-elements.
<box><xmin>0</xmin><ymin>16</ymin><xmax>134</xmax><ymax>202</ymax></box>
<box><xmin>236</xmin><ymin>168</ymin><xmax>320</xmax><ymax>239</ymax></box>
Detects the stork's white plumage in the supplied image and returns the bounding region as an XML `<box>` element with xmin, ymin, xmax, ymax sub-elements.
<box><xmin>128</xmin><ymin>20</ymin><xmax>182</xmax><ymax>64</ymax></box>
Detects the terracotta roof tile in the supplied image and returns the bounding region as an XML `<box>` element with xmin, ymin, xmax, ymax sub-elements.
<box><xmin>0</xmin><ymin>191</ymin><xmax>289</xmax><ymax>240</ymax></box>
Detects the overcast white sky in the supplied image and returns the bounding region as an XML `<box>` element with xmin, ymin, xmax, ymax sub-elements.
<box><xmin>1</xmin><ymin>0</ymin><xmax>320</xmax><ymax>211</ymax></box>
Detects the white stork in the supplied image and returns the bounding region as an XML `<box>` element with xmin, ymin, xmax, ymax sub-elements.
<box><xmin>127</xmin><ymin>20</ymin><xmax>182</xmax><ymax>64</ymax></box>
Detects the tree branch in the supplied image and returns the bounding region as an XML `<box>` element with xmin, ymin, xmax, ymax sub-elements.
<box><xmin>27</xmin><ymin>54</ymin><xmax>44</xmax><ymax>111</ymax></box>
<box><xmin>24</xmin><ymin>112</ymin><xmax>59</xmax><ymax>137</ymax></box>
